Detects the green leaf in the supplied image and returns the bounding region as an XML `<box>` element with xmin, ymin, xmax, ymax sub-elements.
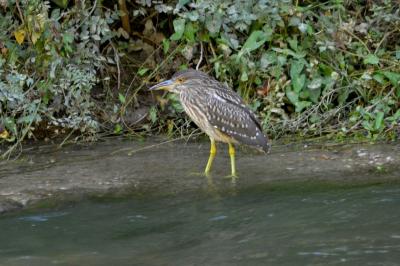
<box><xmin>184</xmin><ymin>22</ymin><xmax>196</xmax><ymax>42</ymax></box>
<box><xmin>290</xmin><ymin>61</ymin><xmax>306</xmax><ymax>93</ymax></box>
<box><xmin>387</xmin><ymin>109</ymin><xmax>400</xmax><ymax>122</ymax></box>
<box><xmin>240</xmin><ymin>71</ymin><xmax>248</xmax><ymax>82</ymax></box>
<box><xmin>118</xmin><ymin>93</ymin><xmax>126</xmax><ymax>104</ymax></box>
<box><xmin>307</xmin><ymin>87</ymin><xmax>321</xmax><ymax>103</ymax></box>
<box><xmin>374</xmin><ymin>111</ymin><xmax>384</xmax><ymax>131</ymax></box>
<box><xmin>319</xmin><ymin>63</ymin><xmax>333</xmax><ymax>76</ymax></box>
<box><xmin>4</xmin><ymin>117</ymin><xmax>17</xmax><ymax>135</ymax></box>
<box><xmin>372</xmin><ymin>73</ymin><xmax>385</xmax><ymax>84</ymax></box>
<box><xmin>362</xmin><ymin>120</ymin><xmax>373</xmax><ymax>131</ymax></box>
<box><xmin>290</xmin><ymin>60</ymin><xmax>304</xmax><ymax>79</ymax></box>
<box><xmin>292</xmin><ymin>74</ymin><xmax>306</xmax><ymax>93</ymax></box>
<box><xmin>137</xmin><ymin>67</ymin><xmax>149</xmax><ymax>76</ymax></box>
<box><xmin>241</xmin><ymin>30</ymin><xmax>268</xmax><ymax>53</ymax></box>
<box><xmin>363</xmin><ymin>54</ymin><xmax>379</xmax><ymax>65</ymax></box>
<box><xmin>114</xmin><ymin>123</ymin><xmax>123</xmax><ymax>134</ymax></box>
<box><xmin>170</xmin><ymin>18</ymin><xmax>186</xmax><ymax>41</ymax></box>
<box><xmin>381</xmin><ymin>71</ymin><xmax>400</xmax><ymax>87</ymax></box>
<box><xmin>286</xmin><ymin>88</ymin><xmax>299</xmax><ymax>105</ymax></box>
<box><xmin>162</xmin><ymin>39</ymin><xmax>170</xmax><ymax>55</ymax></box>
<box><xmin>338</xmin><ymin>88</ymin><xmax>350</xmax><ymax>105</ymax></box>
<box><xmin>149</xmin><ymin>106</ymin><xmax>157</xmax><ymax>123</ymax></box>
<box><xmin>295</xmin><ymin>101</ymin><xmax>312</xmax><ymax>113</ymax></box>
<box><xmin>63</xmin><ymin>32</ymin><xmax>74</xmax><ymax>44</ymax></box>
<box><xmin>272</xmin><ymin>48</ymin><xmax>307</xmax><ymax>58</ymax></box>
<box><xmin>288</xmin><ymin>38</ymin><xmax>298</xmax><ymax>51</ymax></box>
<box><xmin>51</xmin><ymin>0</ymin><xmax>69</xmax><ymax>8</ymax></box>
<box><xmin>177</xmin><ymin>0</ymin><xmax>190</xmax><ymax>9</ymax></box>
<box><xmin>205</xmin><ymin>14</ymin><xmax>222</xmax><ymax>35</ymax></box>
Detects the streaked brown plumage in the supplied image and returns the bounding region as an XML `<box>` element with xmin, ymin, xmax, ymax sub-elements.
<box><xmin>149</xmin><ymin>69</ymin><xmax>270</xmax><ymax>177</ymax></box>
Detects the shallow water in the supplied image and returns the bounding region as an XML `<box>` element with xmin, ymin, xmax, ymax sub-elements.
<box><xmin>1</xmin><ymin>182</ymin><xmax>400</xmax><ymax>266</ymax></box>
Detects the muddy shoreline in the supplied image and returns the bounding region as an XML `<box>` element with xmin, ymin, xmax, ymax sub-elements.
<box><xmin>1</xmin><ymin>139</ymin><xmax>399</xmax><ymax>214</ymax></box>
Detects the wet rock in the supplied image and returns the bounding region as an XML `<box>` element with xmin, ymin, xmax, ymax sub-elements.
<box><xmin>0</xmin><ymin>139</ymin><xmax>399</xmax><ymax>214</ymax></box>
<box><xmin>0</xmin><ymin>198</ymin><xmax>23</xmax><ymax>214</ymax></box>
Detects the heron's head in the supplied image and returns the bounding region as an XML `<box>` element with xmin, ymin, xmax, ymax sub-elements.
<box><xmin>149</xmin><ymin>69</ymin><xmax>209</xmax><ymax>93</ymax></box>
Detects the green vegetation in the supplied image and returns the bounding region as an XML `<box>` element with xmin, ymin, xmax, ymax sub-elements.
<box><xmin>0</xmin><ymin>0</ymin><xmax>399</xmax><ymax>157</ymax></box>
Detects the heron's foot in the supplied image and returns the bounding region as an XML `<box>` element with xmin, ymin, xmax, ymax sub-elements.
<box><xmin>189</xmin><ymin>171</ymin><xmax>207</xmax><ymax>177</ymax></box>
<box><xmin>224</xmin><ymin>173</ymin><xmax>239</xmax><ymax>183</ymax></box>
<box><xmin>189</xmin><ymin>171</ymin><xmax>214</xmax><ymax>178</ymax></box>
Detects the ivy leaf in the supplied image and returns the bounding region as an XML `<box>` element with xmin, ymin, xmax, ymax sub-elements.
<box><xmin>286</xmin><ymin>88</ymin><xmax>298</xmax><ymax>105</ymax></box>
<box><xmin>363</xmin><ymin>54</ymin><xmax>379</xmax><ymax>65</ymax></box>
<box><xmin>184</xmin><ymin>22</ymin><xmax>196</xmax><ymax>42</ymax></box>
<box><xmin>289</xmin><ymin>61</ymin><xmax>306</xmax><ymax>93</ymax></box>
<box><xmin>295</xmin><ymin>101</ymin><xmax>312</xmax><ymax>113</ymax></box>
<box><xmin>290</xmin><ymin>60</ymin><xmax>304</xmax><ymax>78</ymax></box>
<box><xmin>170</xmin><ymin>18</ymin><xmax>185</xmax><ymax>41</ymax></box>
<box><xmin>307</xmin><ymin>87</ymin><xmax>321</xmax><ymax>103</ymax></box>
<box><xmin>241</xmin><ymin>30</ymin><xmax>267</xmax><ymax>53</ymax></box>
<box><xmin>206</xmin><ymin>14</ymin><xmax>222</xmax><ymax>35</ymax></box>
<box><xmin>292</xmin><ymin>74</ymin><xmax>306</xmax><ymax>93</ymax></box>
<box><xmin>286</xmin><ymin>88</ymin><xmax>312</xmax><ymax>112</ymax></box>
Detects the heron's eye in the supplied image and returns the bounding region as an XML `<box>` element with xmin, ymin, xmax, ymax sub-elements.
<box><xmin>176</xmin><ymin>77</ymin><xmax>186</xmax><ymax>83</ymax></box>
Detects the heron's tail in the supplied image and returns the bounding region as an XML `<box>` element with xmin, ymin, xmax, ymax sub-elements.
<box><xmin>263</xmin><ymin>142</ymin><xmax>271</xmax><ymax>154</ymax></box>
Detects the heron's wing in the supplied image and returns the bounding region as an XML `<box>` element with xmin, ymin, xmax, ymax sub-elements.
<box><xmin>211</xmin><ymin>86</ymin><xmax>263</xmax><ymax>130</ymax></box>
<box><xmin>204</xmin><ymin>90</ymin><xmax>269</xmax><ymax>150</ymax></box>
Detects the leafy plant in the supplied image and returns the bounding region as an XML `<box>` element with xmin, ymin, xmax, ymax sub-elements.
<box><xmin>0</xmin><ymin>0</ymin><xmax>116</xmax><ymax>156</ymax></box>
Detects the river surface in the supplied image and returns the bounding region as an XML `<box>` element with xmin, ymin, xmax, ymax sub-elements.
<box><xmin>1</xmin><ymin>182</ymin><xmax>400</xmax><ymax>265</ymax></box>
<box><xmin>0</xmin><ymin>139</ymin><xmax>399</xmax><ymax>265</ymax></box>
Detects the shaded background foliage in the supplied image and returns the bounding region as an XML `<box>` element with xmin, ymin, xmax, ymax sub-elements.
<box><xmin>0</xmin><ymin>0</ymin><xmax>399</xmax><ymax>156</ymax></box>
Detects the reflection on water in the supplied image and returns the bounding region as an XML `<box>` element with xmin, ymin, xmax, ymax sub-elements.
<box><xmin>1</xmin><ymin>183</ymin><xmax>400</xmax><ymax>266</ymax></box>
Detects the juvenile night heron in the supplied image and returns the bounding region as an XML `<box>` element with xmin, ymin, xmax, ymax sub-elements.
<box><xmin>149</xmin><ymin>69</ymin><xmax>270</xmax><ymax>177</ymax></box>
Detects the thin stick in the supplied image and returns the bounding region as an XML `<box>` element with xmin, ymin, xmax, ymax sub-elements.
<box><xmin>112</xmin><ymin>43</ymin><xmax>121</xmax><ymax>92</ymax></box>
<box><xmin>196</xmin><ymin>42</ymin><xmax>203</xmax><ymax>70</ymax></box>
<box><xmin>109</xmin><ymin>132</ymin><xmax>202</xmax><ymax>156</ymax></box>
<box><xmin>15</xmin><ymin>0</ymin><xmax>25</xmax><ymax>24</ymax></box>
<box><xmin>77</xmin><ymin>0</ymin><xmax>98</xmax><ymax>29</ymax></box>
<box><xmin>2</xmin><ymin>102</ymin><xmax>40</xmax><ymax>159</ymax></box>
<box><xmin>58</xmin><ymin>129</ymin><xmax>76</xmax><ymax>149</ymax></box>
<box><xmin>342</xmin><ymin>28</ymin><xmax>370</xmax><ymax>54</ymax></box>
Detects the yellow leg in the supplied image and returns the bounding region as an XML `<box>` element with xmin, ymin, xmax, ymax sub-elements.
<box><xmin>204</xmin><ymin>138</ymin><xmax>217</xmax><ymax>176</ymax></box>
<box><xmin>228</xmin><ymin>143</ymin><xmax>237</xmax><ymax>177</ymax></box>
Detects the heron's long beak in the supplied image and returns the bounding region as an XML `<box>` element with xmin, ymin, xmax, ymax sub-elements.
<box><xmin>148</xmin><ymin>79</ymin><xmax>175</xmax><ymax>91</ymax></box>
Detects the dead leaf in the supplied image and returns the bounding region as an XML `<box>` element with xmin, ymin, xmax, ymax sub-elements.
<box><xmin>0</xmin><ymin>128</ymin><xmax>9</xmax><ymax>139</ymax></box>
<box><xmin>257</xmin><ymin>79</ymin><xmax>270</xmax><ymax>96</ymax></box>
<box><xmin>14</xmin><ymin>29</ymin><xmax>26</xmax><ymax>45</ymax></box>
<box><xmin>0</xmin><ymin>0</ymin><xmax>7</xmax><ymax>9</ymax></box>
<box><xmin>143</xmin><ymin>20</ymin><xmax>155</xmax><ymax>37</ymax></box>
<box><xmin>319</xmin><ymin>154</ymin><xmax>330</xmax><ymax>160</ymax></box>
<box><xmin>31</xmin><ymin>31</ymin><xmax>41</xmax><ymax>44</ymax></box>
<box><xmin>1</xmin><ymin>47</ymin><xmax>7</xmax><ymax>55</ymax></box>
